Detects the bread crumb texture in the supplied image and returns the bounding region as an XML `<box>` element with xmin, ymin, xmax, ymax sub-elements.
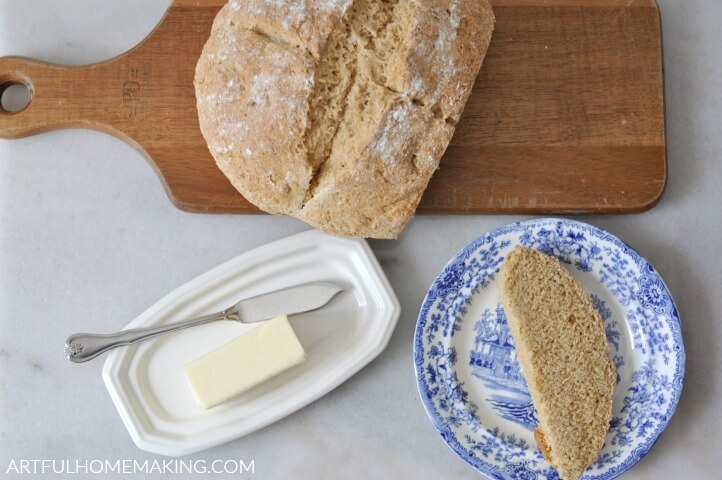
<box><xmin>196</xmin><ymin>0</ymin><xmax>494</xmax><ymax>238</ymax></box>
<box><xmin>499</xmin><ymin>246</ymin><xmax>616</xmax><ymax>480</ymax></box>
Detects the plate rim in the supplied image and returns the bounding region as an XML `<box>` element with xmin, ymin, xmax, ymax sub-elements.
<box><xmin>103</xmin><ymin>229</ymin><xmax>400</xmax><ymax>456</ymax></box>
<box><xmin>413</xmin><ymin>218</ymin><xmax>685</xmax><ymax>479</ymax></box>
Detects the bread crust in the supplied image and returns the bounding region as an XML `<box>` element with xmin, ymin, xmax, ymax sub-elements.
<box><xmin>534</xmin><ymin>428</ymin><xmax>553</xmax><ymax>463</ymax></box>
<box><xmin>195</xmin><ymin>0</ymin><xmax>494</xmax><ymax>238</ymax></box>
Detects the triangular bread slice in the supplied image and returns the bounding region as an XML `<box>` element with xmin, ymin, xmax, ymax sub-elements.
<box><xmin>499</xmin><ymin>246</ymin><xmax>616</xmax><ymax>480</ymax></box>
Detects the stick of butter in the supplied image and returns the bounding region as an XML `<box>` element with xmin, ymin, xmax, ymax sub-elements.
<box><xmin>184</xmin><ymin>314</ymin><xmax>306</xmax><ymax>409</ymax></box>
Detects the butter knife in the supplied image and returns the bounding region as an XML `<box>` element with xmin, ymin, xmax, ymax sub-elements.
<box><xmin>65</xmin><ymin>282</ymin><xmax>343</xmax><ymax>363</ymax></box>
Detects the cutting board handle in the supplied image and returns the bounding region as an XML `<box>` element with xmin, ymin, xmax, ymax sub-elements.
<box><xmin>0</xmin><ymin>56</ymin><xmax>121</xmax><ymax>139</ymax></box>
<box><xmin>1</xmin><ymin>56</ymin><xmax>75</xmax><ymax>138</ymax></box>
<box><xmin>1</xmin><ymin>57</ymin><xmax>58</xmax><ymax>138</ymax></box>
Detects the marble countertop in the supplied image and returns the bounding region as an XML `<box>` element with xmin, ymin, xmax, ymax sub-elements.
<box><xmin>1</xmin><ymin>1</ymin><xmax>720</xmax><ymax>478</ymax></box>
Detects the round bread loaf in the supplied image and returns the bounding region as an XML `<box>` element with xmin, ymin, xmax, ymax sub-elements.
<box><xmin>195</xmin><ymin>0</ymin><xmax>494</xmax><ymax>238</ymax></box>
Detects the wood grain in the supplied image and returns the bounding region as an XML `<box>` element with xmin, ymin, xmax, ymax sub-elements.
<box><xmin>0</xmin><ymin>0</ymin><xmax>665</xmax><ymax>214</ymax></box>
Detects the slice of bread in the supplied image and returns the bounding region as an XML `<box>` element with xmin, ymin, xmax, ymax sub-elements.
<box><xmin>499</xmin><ymin>246</ymin><xmax>616</xmax><ymax>480</ymax></box>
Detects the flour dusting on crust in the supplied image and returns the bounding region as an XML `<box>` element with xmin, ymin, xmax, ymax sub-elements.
<box><xmin>196</xmin><ymin>0</ymin><xmax>494</xmax><ymax>237</ymax></box>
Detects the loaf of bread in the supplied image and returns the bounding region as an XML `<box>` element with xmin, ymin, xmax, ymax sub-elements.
<box><xmin>499</xmin><ymin>246</ymin><xmax>616</xmax><ymax>480</ymax></box>
<box><xmin>195</xmin><ymin>0</ymin><xmax>494</xmax><ymax>238</ymax></box>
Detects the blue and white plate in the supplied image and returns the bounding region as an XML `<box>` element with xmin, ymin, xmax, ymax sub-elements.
<box><xmin>414</xmin><ymin>219</ymin><xmax>684</xmax><ymax>480</ymax></box>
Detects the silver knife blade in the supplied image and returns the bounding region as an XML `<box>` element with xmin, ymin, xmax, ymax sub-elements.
<box><xmin>231</xmin><ymin>282</ymin><xmax>344</xmax><ymax>323</ymax></box>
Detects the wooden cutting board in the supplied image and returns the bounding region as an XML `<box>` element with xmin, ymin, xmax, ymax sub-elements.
<box><xmin>0</xmin><ymin>0</ymin><xmax>665</xmax><ymax>214</ymax></box>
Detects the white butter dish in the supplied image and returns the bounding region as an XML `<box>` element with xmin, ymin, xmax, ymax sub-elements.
<box><xmin>102</xmin><ymin>230</ymin><xmax>400</xmax><ymax>456</ymax></box>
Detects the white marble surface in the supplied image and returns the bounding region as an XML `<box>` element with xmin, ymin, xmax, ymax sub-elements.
<box><xmin>0</xmin><ymin>1</ymin><xmax>720</xmax><ymax>478</ymax></box>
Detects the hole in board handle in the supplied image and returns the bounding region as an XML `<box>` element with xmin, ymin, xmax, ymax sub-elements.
<box><xmin>1</xmin><ymin>82</ymin><xmax>32</xmax><ymax>113</ymax></box>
